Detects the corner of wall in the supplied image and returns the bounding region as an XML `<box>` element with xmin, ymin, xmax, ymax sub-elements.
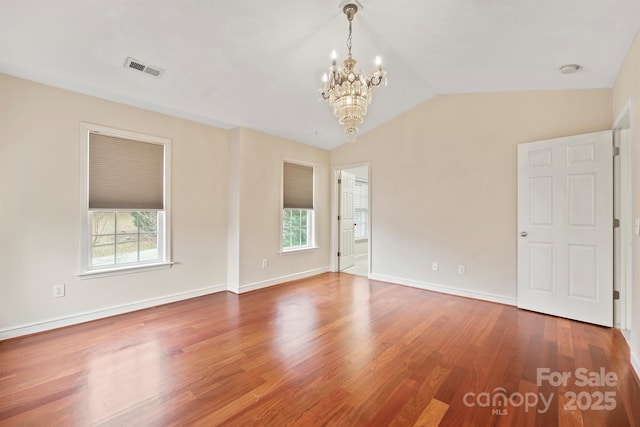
<box><xmin>227</xmin><ymin>129</ymin><xmax>241</xmax><ymax>292</ymax></box>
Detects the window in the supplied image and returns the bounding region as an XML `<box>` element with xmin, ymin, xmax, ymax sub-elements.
<box><xmin>282</xmin><ymin>162</ymin><xmax>315</xmax><ymax>251</ymax></box>
<box><xmin>282</xmin><ymin>208</ymin><xmax>312</xmax><ymax>249</ymax></box>
<box><xmin>354</xmin><ymin>179</ymin><xmax>369</xmax><ymax>239</ymax></box>
<box><xmin>79</xmin><ymin>124</ymin><xmax>171</xmax><ymax>275</ymax></box>
<box><xmin>89</xmin><ymin>211</ymin><xmax>163</xmax><ymax>267</ymax></box>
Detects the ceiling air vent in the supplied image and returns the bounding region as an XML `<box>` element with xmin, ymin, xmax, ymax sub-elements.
<box><xmin>124</xmin><ymin>57</ymin><xmax>163</xmax><ymax>78</ymax></box>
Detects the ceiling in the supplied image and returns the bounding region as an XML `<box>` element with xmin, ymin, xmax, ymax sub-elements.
<box><xmin>1</xmin><ymin>0</ymin><xmax>639</xmax><ymax>150</ymax></box>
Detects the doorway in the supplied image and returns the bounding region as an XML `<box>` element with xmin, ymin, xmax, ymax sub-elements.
<box><xmin>516</xmin><ymin>115</ymin><xmax>634</xmax><ymax>331</ymax></box>
<box><xmin>613</xmin><ymin>103</ymin><xmax>633</xmax><ymax>338</ymax></box>
<box><xmin>333</xmin><ymin>164</ymin><xmax>370</xmax><ymax>276</ymax></box>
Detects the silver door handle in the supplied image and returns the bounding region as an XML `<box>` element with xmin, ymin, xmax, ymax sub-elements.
<box><xmin>520</xmin><ymin>231</ymin><xmax>528</xmax><ymax>237</ymax></box>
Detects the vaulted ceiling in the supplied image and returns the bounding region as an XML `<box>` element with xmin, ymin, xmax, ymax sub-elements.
<box><xmin>1</xmin><ymin>0</ymin><xmax>639</xmax><ymax>149</ymax></box>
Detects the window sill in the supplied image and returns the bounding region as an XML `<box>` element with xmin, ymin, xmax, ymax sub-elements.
<box><xmin>77</xmin><ymin>261</ymin><xmax>174</xmax><ymax>279</ymax></box>
<box><xmin>355</xmin><ymin>237</ymin><xmax>369</xmax><ymax>242</ymax></box>
<box><xmin>279</xmin><ymin>246</ymin><xmax>319</xmax><ymax>255</ymax></box>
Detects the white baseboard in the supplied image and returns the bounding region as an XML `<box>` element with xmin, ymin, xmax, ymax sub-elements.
<box><xmin>368</xmin><ymin>273</ymin><xmax>517</xmax><ymax>306</ymax></box>
<box><xmin>0</xmin><ymin>284</ymin><xmax>227</xmax><ymax>341</ymax></box>
<box><xmin>236</xmin><ymin>267</ymin><xmax>330</xmax><ymax>294</ymax></box>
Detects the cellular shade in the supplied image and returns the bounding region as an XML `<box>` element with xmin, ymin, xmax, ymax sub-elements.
<box><xmin>283</xmin><ymin>162</ymin><xmax>313</xmax><ymax>209</ymax></box>
<box><xmin>89</xmin><ymin>132</ymin><xmax>164</xmax><ymax>210</ymax></box>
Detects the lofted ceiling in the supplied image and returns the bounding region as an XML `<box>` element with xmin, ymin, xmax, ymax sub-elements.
<box><xmin>1</xmin><ymin>0</ymin><xmax>639</xmax><ymax>150</ymax></box>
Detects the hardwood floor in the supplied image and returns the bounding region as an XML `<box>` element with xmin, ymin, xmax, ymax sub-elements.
<box><xmin>1</xmin><ymin>273</ymin><xmax>639</xmax><ymax>426</ymax></box>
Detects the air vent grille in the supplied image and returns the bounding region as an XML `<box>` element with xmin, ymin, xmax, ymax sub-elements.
<box><xmin>143</xmin><ymin>67</ymin><xmax>161</xmax><ymax>77</ymax></box>
<box><xmin>124</xmin><ymin>57</ymin><xmax>163</xmax><ymax>78</ymax></box>
<box><xmin>128</xmin><ymin>60</ymin><xmax>145</xmax><ymax>71</ymax></box>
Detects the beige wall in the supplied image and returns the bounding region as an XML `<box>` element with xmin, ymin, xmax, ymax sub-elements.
<box><xmin>332</xmin><ymin>89</ymin><xmax>612</xmax><ymax>303</ymax></box>
<box><xmin>0</xmin><ymin>74</ymin><xmax>229</xmax><ymax>334</ymax></box>
<box><xmin>613</xmin><ymin>30</ymin><xmax>640</xmax><ymax>375</ymax></box>
<box><xmin>229</xmin><ymin>128</ymin><xmax>330</xmax><ymax>292</ymax></box>
<box><xmin>0</xmin><ymin>74</ymin><xmax>330</xmax><ymax>337</ymax></box>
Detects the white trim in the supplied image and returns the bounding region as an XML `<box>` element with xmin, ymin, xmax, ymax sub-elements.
<box><xmin>234</xmin><ymin>267</ymin><xmax>330</xmax><ymax>294</ymax></box>
<box><xmin>369</xmin><ymin>273</ymin><xmax>517</xmax><ymax>306</ymax></box>
<box><xmin>612</xmin><ymin>100</ymin><xmax>634</xmax><ymax>332</ymax></box>
<box><xmin>632</xmin><ymin>350</ymin><xmax>640</xmax><ymax>384</ymax></box>
<box><xmin>279</xmin><ymin>246</ymin><xmax>320</xmax><ymax>255</ymax></box>
<box><xmin>76</xmin><ymin>261</ymin><xmax>174</xmax><ymax>279</ymax></box>
<box><xmin>0</xmin><ymin>284</ymin><xmax>226</xmax><ymax>340</ymax></box>
<box><xmin>613</xmin><ymin>99</ymin><xmax>633</xmax><ymax>129</ymax></box>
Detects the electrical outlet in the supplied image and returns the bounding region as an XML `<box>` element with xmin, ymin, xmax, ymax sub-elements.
<box><xmin>458</xmin><ymin>265</ymin><xmax>466</xmax><ymax>275</ymax></box>
<box><xmin>262</xmin><ymin>259</ymin><xmax>268</xmax><ymax>268</ymax></box>
<box><xmin>432</xmin><ymin>262</ymin><xmax>439</xmax><ymax>271</ymax></box>
<box><xmin>53</xmin><ymin>284</ymin><xmax>65</xmax><ymax>298</ymax></box>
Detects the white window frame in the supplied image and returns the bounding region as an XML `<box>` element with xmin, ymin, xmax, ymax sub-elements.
<box><xmin>77</xmin><ymin>123</ymin><xmax>172</xmax><ymax>278</ymax></box>
<box><xmin>280</xmin><ymin>160</ymin><xmax>317</xmax><ymax>253</ymax></box>
<box><xmin>281</xmin><ymin>208</ymin><xmax>315</xmax><ymax>252</ymax></box>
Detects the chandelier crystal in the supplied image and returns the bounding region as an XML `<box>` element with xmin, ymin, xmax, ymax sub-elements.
<box><xmin>320</xmin><ymin>3</ymin><xmax>387</xmax><ymax>142</ymax></box>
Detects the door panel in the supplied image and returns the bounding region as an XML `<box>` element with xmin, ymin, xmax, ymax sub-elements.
<box><xmin>529</xmin><ymin>243</ymin><xmax>554</xmax><ymax>293</ymax></box>
<box><xmin>517</xmin><ymin>131</ymin><xmax>613</xmax><ymax>327</ymax></box>
<box><xmin>529</xmin><ymin>177</ymin><xmax>552</xmax><ymax>225</ymax></box>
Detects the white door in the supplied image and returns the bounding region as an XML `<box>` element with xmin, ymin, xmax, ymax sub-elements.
<box><xmin>517</xmin><ymin>131</ymin><xmax>613</xmax><ymax>327</ymax></box>
<box><xmin>339</xmin><ymin>171</ymin><xmax>356</xmax><ymax>271</ymax></box>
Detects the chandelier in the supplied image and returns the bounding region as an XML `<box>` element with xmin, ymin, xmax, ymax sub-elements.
<box><xmin>320</xmin><ymin>3</ymin><xmax>387</xmax><ymax>141</ymax></box>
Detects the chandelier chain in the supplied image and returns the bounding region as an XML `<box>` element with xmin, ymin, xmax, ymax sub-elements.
<box><xmin>347</xmin><ymin>21</ymin><xmax>353</xmax><ymax>57</ymax></box>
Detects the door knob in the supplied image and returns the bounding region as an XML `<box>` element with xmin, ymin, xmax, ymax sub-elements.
<box><xmin>520</xmin><ymin>231</ymin><xmax>528</xmax><ymax>237</ymax></box>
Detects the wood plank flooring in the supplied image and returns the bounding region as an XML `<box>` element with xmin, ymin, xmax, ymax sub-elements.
<box><xmin>1</xmin><ymin>273</ymin><xmax>639</xmax><ymax>426</ymax></box>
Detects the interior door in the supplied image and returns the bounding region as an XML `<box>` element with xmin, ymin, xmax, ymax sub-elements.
<box><xmin>517</xmin><ymin>131</ymin><xmax>613</xmax><ymax>327</ymax></box>
<box><xmin>339</xmin><ymin>170</ymin><xmax>356</xmax><ymax>271</ymax></box>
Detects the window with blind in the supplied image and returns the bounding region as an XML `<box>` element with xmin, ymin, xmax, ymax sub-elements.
<box><xmin>282</xmin><ymin>162</ymin><xmax>315</xmax><ymax>251</ymax></box>
<box><xmin>79</xmin><ymin>123</ymin><xmax>171</xmax><ymax>275</ymax></box>
<box><xmin>354</xmin><ymin>179</ymin><xmax>369</xmax><ymax>239</ymax></box>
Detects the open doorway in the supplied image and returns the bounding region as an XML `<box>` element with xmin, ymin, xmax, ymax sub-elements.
<box><xmin>334</xmin><ymin>164</ymin><xmax>370</xmax><ymax>276</ymax></box>
<box><xmin>613</xmin><ymin>102</ymin><xmax>633</xmax><ymax>340</ymax></box>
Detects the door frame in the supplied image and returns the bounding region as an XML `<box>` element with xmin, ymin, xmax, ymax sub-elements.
<box><xmin>613</xmin><ymin>100</ymin><xmax>634</xmax><ymax>332</ymax></box>
<box><xmin>331</xmin><ymin>162</ymin><xmax>371</xmax><ymax>274</ymax></box>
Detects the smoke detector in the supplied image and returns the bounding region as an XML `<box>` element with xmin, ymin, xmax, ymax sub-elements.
<box><xmin>124</xmin><ymin>57</ymin><xmax>163</xmax><ymax>78</ymax></box>
<box><xmin>559</xmin><ymin>64</ymin><xmax>581</xmax><ymax>74</ymax></box>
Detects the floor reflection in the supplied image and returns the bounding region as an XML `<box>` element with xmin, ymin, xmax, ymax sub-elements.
<box><xmin>272</xmin><ymin>294</ymin><xmax>318</xmax><ymax>364</ymax></box>
<box><xmin>345</xmin><ymin>280</ymin><xmax>373</xmax><ymax>370</ymax></box>
<box><xmin>84</xmin><ymin>338</ymin><xmax>167</xmax><ymax>424</ymax></box>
